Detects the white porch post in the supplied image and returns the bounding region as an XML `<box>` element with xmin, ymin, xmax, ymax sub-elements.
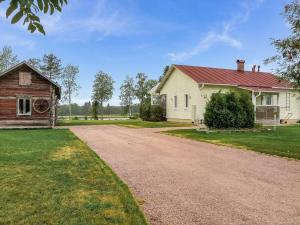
<box><xmin>252</xmin><ymin>91</ymin><xmax>257</xmax><ymax>123</ymax></box>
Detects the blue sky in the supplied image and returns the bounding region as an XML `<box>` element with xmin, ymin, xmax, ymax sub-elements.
<box><xmin>0</xmin><ymin>0</ymin><xmax>291</xmax><ymax>105</ymax></box>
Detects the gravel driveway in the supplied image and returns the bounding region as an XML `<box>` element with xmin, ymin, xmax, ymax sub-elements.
<box><xmin>70</xmin><ymin>125</ymin><xmax>300</xmax><ymax>225</ymax></box>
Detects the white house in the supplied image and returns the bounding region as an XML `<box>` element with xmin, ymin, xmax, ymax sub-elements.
<box><xmin>153</xmin><ymin>60</ymin><xmax>300</xmax><ymax>124</ymax></box>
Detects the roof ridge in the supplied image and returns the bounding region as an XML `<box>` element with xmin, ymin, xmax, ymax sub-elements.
<box><xmin>174</xmin><ymin>64</ymin><xmax>272</xmax><ymax>74</ymax></box>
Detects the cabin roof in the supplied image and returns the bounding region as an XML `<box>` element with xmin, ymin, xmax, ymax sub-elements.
<box><xmin>0</xmin><ymin>61</ymin><xmax>61</xmax><ymax>99</ymax></box>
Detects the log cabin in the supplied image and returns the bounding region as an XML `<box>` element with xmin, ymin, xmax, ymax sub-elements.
<box><xmin>0</xmin><ymin>62</ymin><xmax>61</xmax><ymax>127</ymax></box>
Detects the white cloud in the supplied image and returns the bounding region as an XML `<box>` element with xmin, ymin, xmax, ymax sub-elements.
<box><xmin>40</xmin><ymin>0</ymin><xmax>132</xmax><ymax>41</ymax></box>
<box><xmin>168</xmin><ymin>0</ymin><xmax>265</xmax><ymax>62</ymax></box>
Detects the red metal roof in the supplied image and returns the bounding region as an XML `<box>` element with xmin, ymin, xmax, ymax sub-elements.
<box><xmin>175</xmin><ymin>65</ymin><xmax>292</xmax><ymax>89</ymax></box>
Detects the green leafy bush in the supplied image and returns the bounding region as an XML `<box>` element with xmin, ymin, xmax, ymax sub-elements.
<box><xmin>150</xmin><ymin>105</ymin><xmax>165</xmax><ymax>122</ymax></box>
<box><xmin>140</xmin><ymin>98</ymin><xmax>165</xmax><ymax>122</ymax></box>
<box><xmin>204</xmin><ymin>91</ymin><xmax>254</xmax><ymax>129</ymax></box>
<box><xmin>140</xmin><ymin>100</ymin><xmax>151</xmax><ymax>121</ymax></box>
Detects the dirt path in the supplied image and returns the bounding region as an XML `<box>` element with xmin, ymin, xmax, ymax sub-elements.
<box><xmin>70</xmin><ymin>125</ymin><xmax>300</xmax><ymax>225</ymax></box>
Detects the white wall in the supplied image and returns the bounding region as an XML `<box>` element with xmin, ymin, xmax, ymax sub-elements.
<box><xmin>160</xmin><ymin>68</ymin><xmax>200</xmax><ymax>120</ymax></box>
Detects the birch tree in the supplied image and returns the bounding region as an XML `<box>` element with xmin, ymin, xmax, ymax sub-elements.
<box><xmin>0</xmin><ymin>46</ymin><xmax>19</xmax><ymax>72</ymax></box>
<box><xmin>92</xmin><ymin>71</ymin><xmax>114</xmax><ymax>120</ymax></box>
<box><xmin>119</xmin><ymin>75</ymin><xmax>135</xmax><ymax>116</ymax></box>
<box><xmin>61</xmin><ymin>65</ymin><xmax>80</xmax><ymax>119</ymax></box>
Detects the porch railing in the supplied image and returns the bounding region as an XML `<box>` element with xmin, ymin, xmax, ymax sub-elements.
<box><xmin>256</xmin><ymin>106</ymin><xmax>280</xmax><ymax>123</ymax></box>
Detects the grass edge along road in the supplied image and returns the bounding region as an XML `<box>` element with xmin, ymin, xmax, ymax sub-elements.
<box><xmin>0</xmin><ymin>129</ymin><xmax>148</xmax><ymax>225</ymax></box>
<box><xmin>57</xmin><ymin>119</ymin><xmax>193</xmax><ymax>128</ymax></box>
<box><xmin>164</xmin><ymin>126</ymin><xmax>300</xmax><ymax>160</ymax></box>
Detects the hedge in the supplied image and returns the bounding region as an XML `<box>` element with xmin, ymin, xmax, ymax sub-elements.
<box><xmin>204</xmin><ymin>91</ymin><xmax>255</xmax><ymax>128</ymax></box>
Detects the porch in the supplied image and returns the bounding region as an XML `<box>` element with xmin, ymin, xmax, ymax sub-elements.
<box><xmin>252</xmin><ymin>89</ymin><xmax>281</xmax><ymax>124</ymax></box>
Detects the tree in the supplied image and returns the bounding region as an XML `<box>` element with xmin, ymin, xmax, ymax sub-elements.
<box><xmin>61</xmin><ymin>65</ymin><xmax>80</xmax><ymax>119</ymax></box>
<box><xmin>40</xmin><ymin>54</ymin><xmax>63</xmax><ymax>81</ymax></box>
<box><xmin>159</xmin><ymin>65</ymin><xmax>170</xmax><ymax>82</ymax></box>
<box><xmin>135</xmin><ymin>73</ymin><xmax>158</xmax><ymax>105</ymax></box>
<box><xmin>119</xmin><ymin>75</ymin><xmax>136</xmax><ymax>116</ymax></box>
<box><xmin>0</xmin><ymin>46</ymin><xmax>19</xmax><ymax>72</ymax></box>
<box><xmin>1</xmin><ymin>0</ymin><xmax>68</xmax><ymax>34</ymax></box>
<box><xmin>27</xmin><ymin>58</ymin><xmax>41</xmax><ymax>69</ymax></box>
<box><xmin>92</xmin><ymin>71</ymin><xmax>114</xmax><ymax>120</ymax></box>
<box><xmin>265</xmin><ymin>1</ymin><xmax>300</xmax><ymax>86</ymax></box>
<box><xmin>92</xmin><ymin>101</ymin><xmax>99</xmax><ymax>120</ymax></box>
<box><xmin>82</xmin><ymin>101</ymin><xmax>92</xmax><ymax>117</ymax></box>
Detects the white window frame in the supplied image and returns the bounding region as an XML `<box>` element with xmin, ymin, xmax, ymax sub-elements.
<box><xmin>184</xmin><ymin>94</ymin><xmax>189</xmax><ymax>108</ymax></box>
<box><xmin>265</xmin><ymin>95</ymin><xmax>272</xmax><ymax>106</ymax></box>
<box><xmin>174</xmin><ymin>96</ymin><xmax>177</xmax><ymax>109</ymax></box>
<box><xmin>17</xmin><ymin>97</ymin><xmax>32</xmax><ymax>116</ymax></box>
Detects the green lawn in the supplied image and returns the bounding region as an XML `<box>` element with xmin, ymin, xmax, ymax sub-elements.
<box><xmin>164</xmin><ymin>126</ymin><xmax>300</xmax><ymax>160</ymax></box>
<box><xmin>0</xmin><ymin>129</ymin><xmax>148</xmax><ymax>225</ymax></box>
<box><xmin>57</xmin><ymin>119</ymin><xmax>193</xmax><ymax>128</ymax></box>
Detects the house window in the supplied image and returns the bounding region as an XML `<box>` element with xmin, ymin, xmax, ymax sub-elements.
<box><xmin>266</xmin><ymin>95</ymin><xmax>272</xmax><ymax>106</ymax></box>
<box><xmin>184</xmin><ymin>94</ymin><xmax>189</xmax><ymax>108</ymax></box>
<box><xmin>19</xmin><ymin>72</ymin><xmax>32</xmax><ymax>86</ymax></box>
<box><xmin>174</xmin><ymin>96</ymin><xmax>177</xmax><ymax>108</ymax></box>
<box><xmin>18</xmin><ymin>97</ymin><xmax>31</xmax><ymax>115</ymax></box>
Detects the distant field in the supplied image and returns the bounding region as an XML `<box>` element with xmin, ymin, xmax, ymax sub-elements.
<box><xmin>164</xmin><ymin>126</ymin><xmax>300</xmax><ymax>160</ymax></box>
<box><xmin>57</xmin><ymin>119</ymin><xmax>193</xmax><ymax>128</ymax></box>
<box><xmin>0</xmin><ymin>129</ymin><xmax>148</xmax><ymax>225</ymax></box>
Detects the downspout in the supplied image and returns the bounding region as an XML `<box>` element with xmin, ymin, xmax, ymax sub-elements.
<box><xmin>199</xmin><ymin>83</ymin><xmax>205</xmax><ymax>91</ymax></box>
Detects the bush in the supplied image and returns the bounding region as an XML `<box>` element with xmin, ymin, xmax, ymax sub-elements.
<box><xmin>140</xmin><ymin>98</ymin><xmax>165</xmax><ymax>122</ymax></box>
<box><xmin>204</xmin><ymin>91</ymin><xmax>254</xmax><ymax>129</ymax></box>
<box><xmin>140</xmin><ymin>100</ymin><xmax>151</xmax><ymax>121</ymax></box>
<box><xmin>150</xmin><ymin>105</ymin><xmax>165</xmax><ymax>122</ymax></box>
<box><xmin>129</xmin><ymin>113</ymin><xmax>139</xmax><ymax>120</ymax></box>
<box><xmin>73</xmin><ymin>116</ymin><xmax>79</xmax><ymax>120</ymax></box>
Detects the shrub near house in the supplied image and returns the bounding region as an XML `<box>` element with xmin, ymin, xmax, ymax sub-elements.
<box><xmin>204</xmin><ymin>91</ymin><xmax>255</xmax><ymax>129</ymax></box>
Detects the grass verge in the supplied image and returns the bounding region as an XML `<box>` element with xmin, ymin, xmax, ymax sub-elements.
<box><xmin>164</xmin><ymin>126</ymin><xmax>300</xmax><ymax>160</ymax></box>
<box><xmin>57</xmin><ymin>119</ymin><xmax>193</xmax><ymax>128</ymax></box>
<box><xmin>0</xmin><ymin>129</ymin><xmax>148</xmax><ymax>225</ymax></box>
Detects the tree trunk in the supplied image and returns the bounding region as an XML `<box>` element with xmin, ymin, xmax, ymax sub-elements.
<box><xmin>100</xmin><ymin>101</ymin><xmax>103</xmax><ymax>120</ymax></box>
<box><xmin>68</xmin><ymin>98</ymin><xmax>72</xmax><ymax>120</ymax></box>
<box><xmin>129</xmin><ymin>104</ymin><xmax>132</xmax><ymax>117</ymax></box>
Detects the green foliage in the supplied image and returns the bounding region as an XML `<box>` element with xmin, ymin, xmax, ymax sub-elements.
<box><xmin>40</xmin><ymin>53</ymin><xmax>63</xmax><ymax>80</ymax></box>
<box><xmin>135</xmin><ymin>73</ymin><xmax>158</xmax><ymax>105</ymax></box>
<box><xmin>92</xmin><ymin>101</ymin><xmax>98</xmax><ymax>120</ymax></box>
<box><xmin>140</xmin><ymin>98</ymin><xmax>165</xmax><ymax>122</ymax></box>
<box><xmin>150</xmin><ymin>105</ymin><xmax>165</xmax><ymax>122</ymax></box>
<box><xmin>204</xmin><ymin>91</ymin><xmax>255</xmax><ymax>129</ymax></box>
<box><xmin>119</xmin><ymin>75</ymin><xmax>135</xmax><ymax>116</ymax></box>
<box><xmin>0</xmin><ymin>46</ymin><xmax>19</xmax><ymax>72</ymax></box>
<box><xmin>61</xmin><ymin>65</ymin><xmax>80</xmax><ymax>118</ymax></box>
<box><xmin>27</xmin><ymin>57</ymin><xmax>41</xmax><ymax>68</ymax></box>
<box><xmin>2</xmin><ymin>0</ymin><xmax>68</xmax><ymax>34</ymax></box>
<box><xmin>139</xmin><ymin>98</ymin><xmax>151</xmax><ymax>121</ymax></box>
<box><xmin>265</xmin><ymin>1</ymin><xmax>300</xmax><ymax>85</ymax></box>
<box><xmin>92</xmin><ymin>71</ymin><xmax>115</xmax><ymax>120</ymax></box>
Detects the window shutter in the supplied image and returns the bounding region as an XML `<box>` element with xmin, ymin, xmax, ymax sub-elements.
<box><xmin>19</xmin><ymin>72</ymin><xmax>32</xmax><ymax>85</ymax></box>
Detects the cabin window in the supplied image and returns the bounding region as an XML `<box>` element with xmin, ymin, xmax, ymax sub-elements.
<box><xmin>18</xmin><ymin>97</ymin><xmax>31</xmax><ymax>116</ymax></box>
<box><xmin>19</xmin><ymin>72</ymin><xmax>32</xmax><ymax>86</ymax></box>
<box><xmin>174</xmin><ymin>96</ymin><xmax>177</xmax><ymax>108</ymax></box>
<box><xmin>184</xmin><ymin>94</ymin><xmax>189</xmax><ymax>108</ymax></box>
